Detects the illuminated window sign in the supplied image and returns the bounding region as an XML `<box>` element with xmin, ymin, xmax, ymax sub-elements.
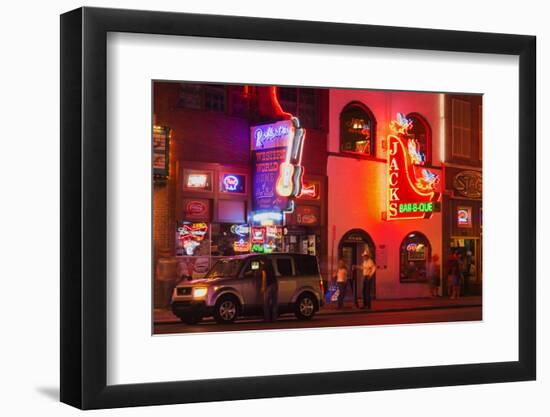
<box><xmin>457</xmin><ymin>206</ymin><xmax>472</xmax><ymax>227</ymax></box>
<box><xmin>251</xmin><ymin>227</ymin><xmax>266</xmax><ymax>244</ymax></box>
<box><xmin>406</xmin><ymin>243</ymin><xmax>426</xmax><ymax>261</ymax></box>
<box><xmin>297</xmin><ymin>180</ymin><xmax>320</xmax><ymax>200</ymax></box>
<box><xmin>233</xmin><ymin>239</ymin><xmax>251</xmax><ymax>253</ymax></box>
<box><xmin>251</xmin><ymin>211</ymin><xmax>283</xmax><ymax>225</ymax></box>
<box><xmin>386</xmin><ymin>113</ymin><xmax>440</xmax><ymax>221</ymax></box>
<box><xmin>176</xmin><ymin>222</ymin><xmax>209</xmax><ymax>256</ymax></box>
<box><xmin>221</xmin><ymin>173</ymin><xmax>246</xmax><ymax>193</ymax></box>
<box><xmin>184</xmin><ymin>170</ymin><xmax>213</xmax><ymax>192</ymax></box>
<box><xmin>230</xmin><ymin>224</ymin><xmax>250</xmax><ymax>237</ymax></box>
<box><xmin>182</xmin><ymin>198</ymin><xmax>210</xmax><ymax>221</ymax></box>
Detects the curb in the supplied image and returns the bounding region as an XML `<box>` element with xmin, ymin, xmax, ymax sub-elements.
<box><xmin>154</xmin><ymin>302</ymin><xmax>482</xmax><ymax>326</ymax></box>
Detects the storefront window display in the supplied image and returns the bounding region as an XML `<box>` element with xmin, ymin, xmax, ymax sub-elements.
<box><xmin>400</xmin><ymin>232</ymin><xmax>431</xmax><ymax>283</ymax></box>
<box><xmin>284</xmin><ymin>226</ymin><xmax>319</xmax><ymax>256</ymax></box>
<box><xmin>251</xmin><ymin>225</ymin><xmax>283</xmax><ymax>253</ymax></box>
<box><xmin>175</xmin><ymin>221</ymin><xmax>212</xmax><ymax>279</ymax></box>
<box><xmin>211</xmin><ymin>223</ymin><xmax>251</xmax><ymax>256</ymax></box>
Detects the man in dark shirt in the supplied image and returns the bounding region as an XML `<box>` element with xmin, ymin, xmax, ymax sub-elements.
<box><xmin>260</xmin><ymin>258</ymin><xmax>278</xmax><ymax>322</ymax></box>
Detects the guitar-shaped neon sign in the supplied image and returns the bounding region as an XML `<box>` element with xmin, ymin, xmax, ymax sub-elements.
<box><xmin>275</xmin><ymin>117</ymin><xmax>306</xmax><ymax>198</ymax></box>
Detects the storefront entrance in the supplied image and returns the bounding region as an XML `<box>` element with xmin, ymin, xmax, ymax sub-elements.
<box><xmin>284</xmin><ymin>226</ymin><xmax>320</xmax><ymax>257</ymax></box>
<box><xmin>338</xmin><ymin>229</ymin><xmax>376</xmax><ymax>303</ymax></box>
<box><xmin>450</xmin><ymin>237</ymin><xmax>482</xmax><ymax>296</ymax></box>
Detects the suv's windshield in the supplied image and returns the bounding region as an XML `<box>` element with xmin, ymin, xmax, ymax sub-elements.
<box><xmin>205</xmin><ymin>259</ymin><xmax>242</xmax><ymax>279</ymax></box>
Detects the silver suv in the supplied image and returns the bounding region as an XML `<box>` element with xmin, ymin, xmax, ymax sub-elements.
<box><xmin>171</xmin><ymin>253</ymin><xmax>323</xmax><ymax>324</ymax></box>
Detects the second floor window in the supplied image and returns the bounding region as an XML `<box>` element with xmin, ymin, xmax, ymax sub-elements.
<box><xmin>451</xmin><ymin>98</ymin><xmax>472</xmax><ymax>158</ymax></box>
<box><xmin>177</xmin><ymin>83</ymin><xmax>226</xmax><ymax>112</ymax></box>
<box><xmin>277</xmin><ymin>87</ymin><xmax>320</xmax><ymax>129</ymax></box>
<box><xmin>340</xmin><ymin>102</ymin><xmax>376</xmax><ymax>156</ymax></box>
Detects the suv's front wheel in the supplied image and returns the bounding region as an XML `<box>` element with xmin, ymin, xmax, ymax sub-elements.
<box><xmin>295</xmin><ymin>293</ymin><xmax>317</xmax><ymax>320</ymax></box>
<box><xmin>213</xmin><ymin>295</ymin><xmax>240</xmax><ymax>324</ymax></box>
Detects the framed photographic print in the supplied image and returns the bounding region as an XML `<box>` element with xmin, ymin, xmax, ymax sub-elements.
<box><xmin>60</xmin><ymin>6</ymin><xmax>536</xmax><ymax>410</ymax></box>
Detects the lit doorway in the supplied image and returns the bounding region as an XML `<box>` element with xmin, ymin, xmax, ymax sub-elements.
<box><xmin>338</xmin><ymin>229</ymin><xmax>376</xmax><ymax>304</ymax></box>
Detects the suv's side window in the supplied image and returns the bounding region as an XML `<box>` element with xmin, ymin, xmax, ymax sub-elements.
<box><xmin>276</xmin><ymin>258</ymin><xmax>294</xmax><ymax>276</ymax></box>
<box><xmin>241</xmin><ymin>259</ymin><xmax>261</xmax><ymax>279</ymax></box>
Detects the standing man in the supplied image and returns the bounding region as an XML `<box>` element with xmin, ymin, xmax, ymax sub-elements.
<box><xmin>360</xmin><ymin>250</ymin><xmax>376</xmax><ymax>309</ymax></box>
<box><xmin>260</xmin><ymin>258</ymin><xmax>278</xmax><ymax>322</ymax></box>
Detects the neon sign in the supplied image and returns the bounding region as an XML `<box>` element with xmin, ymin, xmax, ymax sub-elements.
<box><xmin>177</xmin><ymin>222</ymin><xmax>209</xmax><ymax>256</ymax></box>
<box><xmin>406</xmin><ymin>243</ymin><xmax>426</xmax><ymax>261</ymax></box>
<box><xmin>223</xmin><ymin>175</ymin><xmax>239</xmax><ymax>191</ymax></box>
<box><xmin>187</xmin><ymin>174</ymin><xmax>208</xmax><ymax>188</ymax></box>
<box><xmin>251</xmin><ymin>227</ymin><xmax>265</xmax><ymax>244</ymax></box>
<box><xmin>275</xmin><ymin>117</ymin><xmax>306</xmax><ymax>200</ymax></box>
<box><xmin>185</xmin><ymin>170</ymin><xmax>212</xmax><ymax>191</ymax></box>
<box><xmin>297</xmin><ymin>180</ymin><xmax>320</xmax><ymax>200</ymax></box>
<box><xmin>251</xmin><ymin>117</ymin><xmax>306</xmax><ymax>215</ymax></box>
<box><xmin>457</xmin><ymin>206</ymin><xmax>472</xmax><ymax>227</ymax></box>
<box><xmin>251</xmin><ymin>211</ymin><xmax>283</xmax><ymax>224</ymax></box>
<box><xmin>177</xmin><ymin>222</ymin><xmax>208</xmax><ymax>241</ymax></box>
<box><xmin>251</xmin><ymin>120</ymin><xmax>293</xmax><ymax>150</ymax></box>
<box><xmin>233</xmin><ymin>238</ymin><xmax>251</xmax><ymax>252</ymax></box>
<box><xmin>230</xmin><ymin>224</ymin><xmax>250</xmax><ymax>237</ymax></box>
<box><xmin>220</xmin><ymin>173</ymin><xmax>245</xmax><ymax>193</ymax></box>
<box><xmin>387</xmin><ymin>113</ymin><xmax>440</xmax><ymax>221</ymax></box>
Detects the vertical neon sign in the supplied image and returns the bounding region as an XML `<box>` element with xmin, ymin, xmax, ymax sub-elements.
<box><xmin>387</xmin><ymin>113</ymin><xmax>440</xmax><ymax>220</ymax></box>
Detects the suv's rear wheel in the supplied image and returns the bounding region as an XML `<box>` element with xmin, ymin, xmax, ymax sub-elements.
<box><xmin>214</xmin><ymin>295</ymin><xmax>240</xmax><ymax>324</ymax></box>
<box><xmin>178</xmin><ymin>312</ymin><xmax>202</xmax><ymax>325</ymax></box>
<box><xmin>295</xmin><ymin>293</ymin><xmax>317</xmax><ymax>320</ymax></box>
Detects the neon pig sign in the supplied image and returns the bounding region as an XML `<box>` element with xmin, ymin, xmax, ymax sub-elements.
<box><xmin>387</xmin><ymin>113</ymin><xmax>440</xmax><ymax>220</ymax></box>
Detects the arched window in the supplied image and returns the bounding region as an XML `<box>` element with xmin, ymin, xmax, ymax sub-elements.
<box><xmin>399</xmin><ymin>232</ymin><xmax>431</xmax><ymax>283</ymax></box>
<box><xmin>406</xmin><ymin>112</ymin><xmax>432</xmax><ymax>165</ymax></box>
<box><xmin>340</xmin><ymin>102</ymin><xmax>376</xmax><ymax>156</ymax></box>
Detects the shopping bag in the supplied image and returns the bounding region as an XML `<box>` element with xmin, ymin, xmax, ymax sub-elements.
<box><xmin>330</xmin><ymin>285</ymin><xmax>340</xmax><ymax>303</ymax></box>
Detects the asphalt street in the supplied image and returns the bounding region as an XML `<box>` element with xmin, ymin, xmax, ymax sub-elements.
<box><xmin>154</xmin><ymin>306</ymin><xmax>482</xmax><ymax>334</ymax></box>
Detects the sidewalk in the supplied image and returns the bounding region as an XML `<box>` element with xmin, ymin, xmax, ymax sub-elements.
<box><xmin>154</xmin><ymin>296</ymin><xmax>481</xmax><ymax>324</ymax></box>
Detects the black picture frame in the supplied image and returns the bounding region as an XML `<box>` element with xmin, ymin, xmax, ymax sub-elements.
<box><xmin>60</xmin><ymin>6</ymin><xmax>536</xmax><ymax>410</ymax></box>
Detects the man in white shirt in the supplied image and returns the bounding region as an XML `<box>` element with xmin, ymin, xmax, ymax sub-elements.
<box><xmin>360</xmin><ymin>250</ymin><xmax>376</xmax><ymax>309</ymax></box>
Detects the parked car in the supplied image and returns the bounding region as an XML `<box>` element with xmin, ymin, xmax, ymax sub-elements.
<box><xmin>171</xmin><ymin>253</ymin><xmax>323</xmax><ymax>324</ymax></box>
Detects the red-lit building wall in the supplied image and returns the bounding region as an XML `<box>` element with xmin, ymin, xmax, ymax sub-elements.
<box><xmin>327</xmin><ymin>89</ymin><xmax>444</xmax><ymax>299</ymax></box>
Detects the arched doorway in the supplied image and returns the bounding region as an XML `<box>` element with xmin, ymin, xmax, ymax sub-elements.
<box><xmin>338</xmin><ymin>229</ymin><xmax>376</xmax><ymax>304</ymax></box>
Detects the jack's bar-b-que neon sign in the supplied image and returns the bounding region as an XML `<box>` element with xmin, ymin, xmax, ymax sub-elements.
<box><xmin>387</xmin><ymin>113</ymin><xmax>440</xmax><ymax>220</ymax></box>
